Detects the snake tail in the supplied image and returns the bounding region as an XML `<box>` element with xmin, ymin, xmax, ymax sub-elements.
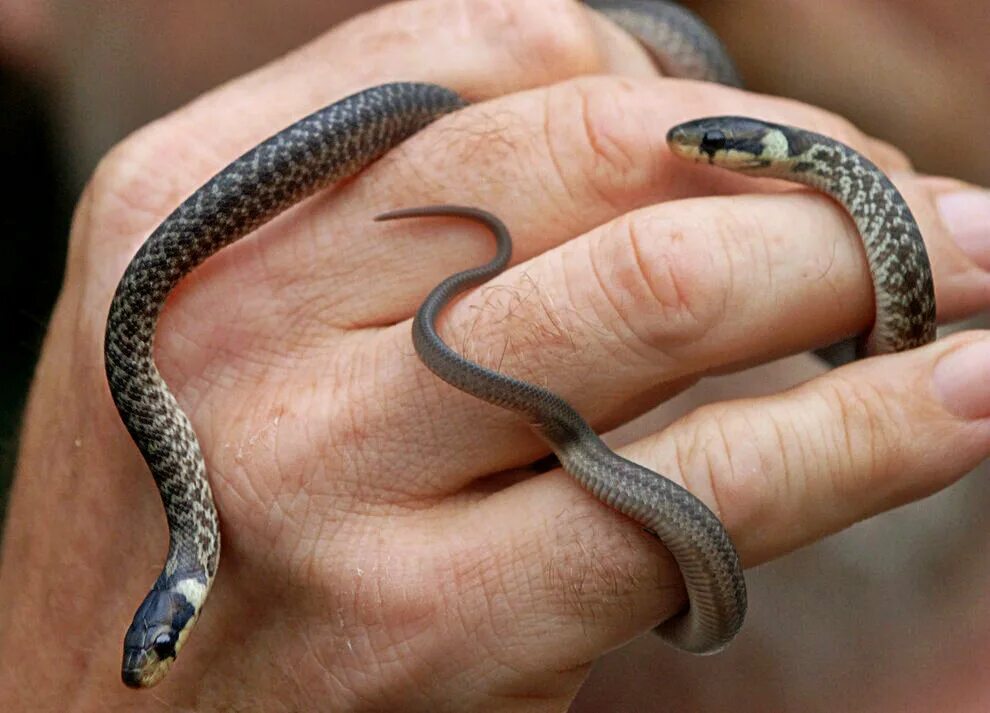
<box><xmin>375</xmin><ymin>205</ymin><xmax>747</xmax><ymax>653</ymax></box>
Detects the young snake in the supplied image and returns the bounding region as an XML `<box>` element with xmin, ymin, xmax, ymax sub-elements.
<box><xmin>104</xmin><ymin>0</ymin><xmax>934</xmax><ymax>689</ymax></box>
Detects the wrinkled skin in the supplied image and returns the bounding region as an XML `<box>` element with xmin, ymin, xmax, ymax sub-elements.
<box><xmin>2</xmin><ymin>1</ymin><xmax>990</xmax><ymax>711</ymax></box>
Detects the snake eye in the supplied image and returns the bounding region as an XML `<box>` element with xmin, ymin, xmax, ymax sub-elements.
<box><xmin>152</xmin><ymin>632</ymin><xmax>177</xmax><ymax>660</ymax></box>
<box><xmin>700</xmin><ymin>130</ymin><xmax>727</xmax><ymax>153</ymax></box>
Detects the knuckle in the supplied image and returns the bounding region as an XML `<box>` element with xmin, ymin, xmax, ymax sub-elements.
<box><xmin>544</xmin><ymin>77</ymin><xmax>662</xmax><ymax>212</ymax></box>
<box><xmin>867</xmin><ymin>137</ymin><xmax>913</xmax><ymax>172</ymax></box>
<box><xmin>81</xmin><ymin>121</ymin><xmax>189</xmax><ymax>256</ymax></box>
<box><xmin>88</xmin><ymin>126</ymin><xmax>164</xmax><ymax>214</ymax></box>
<box><xmin>796</xmin><ymin>105</ymin><xmax>893</xmax><ymax>167</ymax></box>
<box><xmin>587</xmin><ymin>207</ymin><xmax>739</xmax><ymax>360</ymax></box>
<box><xmin>758</xmin><ymin>95</ymin><xmax>884</xmax><ymax>165</ymax></box>
<box><xmin>816</xmin><ymin>376</ymin><xmax>903</xmax><ymax>498</ymax></box>
<box><xmin>459</xmin><ymin>0</ymin><xmax>600</xmax><ymax>80</ymax></box>
<box><xmin>672</xmin><ymin>374</ymin><xmax>906</xmax><ymax>533</ymax></box>
<box><xmin>817</xmin><ymin>112</ymin><xmax>863</xmax><ymax>148</ymax></box>
<box><xmin>461</xmin><ymin>273</ymin><xmax>580</xmax><ymax>377</ymax></box>
<box><xmin>542</xmin><ymin>497</ymin><xmax>661</xmax><ymax>622</ymax></box>
<box><xmin>669</xmin><ymin>403</ymin><xmax>772</xmax><ymax>534</ymax></box>
<box><xmin>766</xmin><ymin>97</ymin><xmax>866</xmax><ymax>150</ymax></box>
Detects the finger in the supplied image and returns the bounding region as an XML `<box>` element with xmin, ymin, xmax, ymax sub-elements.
<box><xmin>156</xmin><ymin>70</ymin><xmax>939</xmax><ymax>388</ymax></box>
<box><xmin>452</xmin><ymin>331</ymin><xmax>990</xmax><ymax>660</ymax></box>
<box><xmin>899</xmin><ymin>176</ymin><xmax>990</xmax><ymax>322</ymax></box>
<box><xmin>236</xmin><ymin>75</ymin><xmax>923</xmax><ymax>340</ymax></box>
<box><xmin>308</xmin><ymin>167</ymin><xmax>989</xmax><ymax>498</ymax></box>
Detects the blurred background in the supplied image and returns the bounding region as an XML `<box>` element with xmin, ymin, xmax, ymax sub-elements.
<box><xmin>1</xmin><ymin>1</ymin><xmax>988</xmax><ymax>710</ymax></box>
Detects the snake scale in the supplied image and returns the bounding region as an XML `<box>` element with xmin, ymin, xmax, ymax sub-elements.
<box><xmin>104</xmin><ymin>0</ymin><xmax>935</xmax><ymax>688</ymax></box>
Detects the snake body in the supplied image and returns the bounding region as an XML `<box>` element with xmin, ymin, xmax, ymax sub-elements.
<box><xmin>103</xmin><ymin>0</ymin><xmax>933</xmax><ymax>689</ymax></box>
<box><xmin>585</xmin><ymin>0</ymin><xmax>741</xmax><ymax>86</ymax></box>
<box><xmin>370</xmin><ymin>120</ymin><xmax>937</xmax><ymax>655</ymax></box>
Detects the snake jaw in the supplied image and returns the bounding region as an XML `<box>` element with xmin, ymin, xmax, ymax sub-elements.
<box><xmin>122</xmin><ymin>646</ymin><xmax>175</xmax><ymax>688</ymax></box>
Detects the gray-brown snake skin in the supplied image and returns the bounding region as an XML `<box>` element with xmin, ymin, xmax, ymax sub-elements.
<box><xmin>103</xmin><ymin>0</ymin><xmax>933</xmax><ymax>688</ymax></box>
<box><xmin>585</xmin><ymin>0</ymin><xmax>742</xmax><ymax>86</ymax></box>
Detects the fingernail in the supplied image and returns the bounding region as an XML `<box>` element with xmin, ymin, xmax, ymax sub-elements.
<box><xmin>938</xmin><ymin>191</ymin><xmax>990</xmax><ymax>269</ymax></box>
<box><xmin>933</xmin><ymin>338</ymin><xmax>990</xmax><ymax>419</ymax></box>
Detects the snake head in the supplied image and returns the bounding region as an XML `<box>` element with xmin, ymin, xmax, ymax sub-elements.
<box><xmin>666</xmin><ymin>116</ymin><xmax>810</xmax><ymax>172</ymax></box>
<box><xmin>121</xmin><ymin>580</ymin><xmax>203</xmax><ymax>688</ymax></box>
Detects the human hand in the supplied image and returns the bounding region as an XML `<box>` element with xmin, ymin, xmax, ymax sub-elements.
<box><xmin>2</xmin><ymin>0</ymin><xmax>989</xmax><ymax>710</ymax></box>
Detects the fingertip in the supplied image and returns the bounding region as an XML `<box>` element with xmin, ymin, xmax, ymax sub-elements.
<box><xmin>932</xmin><ymin>332</ymin><xmax>990</xmax><ymax>420</ymax></box>
<box><xmin>936</xmin><ymin>189</ymin><xmax>990</xmax><ymax>271</ymax></box>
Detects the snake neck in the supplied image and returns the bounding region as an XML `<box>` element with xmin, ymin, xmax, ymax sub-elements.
<box><xmin>759</xmin><ymin>136</ymin><xmax>937</xmax><ymax>353</ymax></box>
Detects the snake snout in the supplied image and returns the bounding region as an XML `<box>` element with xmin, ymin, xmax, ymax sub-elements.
<box><xmin>665</xmin><ymin>123</ymin><xmax>696</xmax><ymax>155</ymax></box>
<box><xmin>121</xmin><ymin>624</ymin><xmax>180</xmax><ymax>688</ymax></box>
<box><xmin>666</xmin><ymin>119</ymin><xmax>718</xmax><ymax>163</ymax></box>
<box><xmin>121</xmin><ymin>648</ymin><xmax>151</xmax><ymax>688</ymax></box>
<box><xmin>665</xmin><ymin>124</ymin><xmax>689</xmax><ymax>146</ymax></box>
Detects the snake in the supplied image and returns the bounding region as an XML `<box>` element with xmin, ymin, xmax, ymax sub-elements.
<box><xmin>102</xmin><ymin>0</ymin><xmax>935</xmax><ymax>690</ymax></box>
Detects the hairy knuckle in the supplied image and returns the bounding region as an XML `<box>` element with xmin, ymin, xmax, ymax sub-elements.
<box><xmin>542</xmin><ymin>501</ymin><xmax>651</xmax><ymax>621</ymax></box>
